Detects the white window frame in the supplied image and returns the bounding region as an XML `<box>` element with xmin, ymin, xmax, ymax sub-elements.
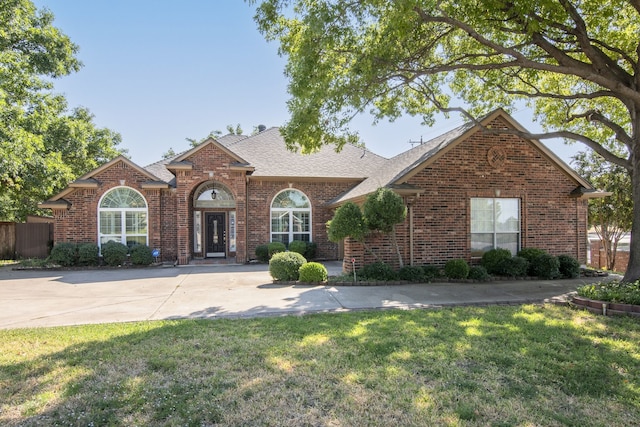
<box><xmin>98</xmin><ymin>186</ymin><xmax>148</xmax><ymax>250</ymax></box>
<box><xmin>470</xmin><ymin>197</ymin><xmax>520</xmax><ymax>256</ymax></box>
<box><xmin>270</xmin><ymin>189</ymin><xmax>312</xmax><ymax>246</ymax></box>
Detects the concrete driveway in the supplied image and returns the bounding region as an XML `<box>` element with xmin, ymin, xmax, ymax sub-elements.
<box><xmin>0</xmin><ymin>262</ymin><xmax>607</xmax><ymax>329</ymax></box>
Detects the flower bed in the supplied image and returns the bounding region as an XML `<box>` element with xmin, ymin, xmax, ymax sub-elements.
<box><xmin>573</xmin><ymin>280</ymin><xmax>640</xmax><ymax>317</ymax></box>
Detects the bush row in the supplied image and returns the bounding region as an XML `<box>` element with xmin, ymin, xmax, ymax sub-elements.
<box><xmin>255</xmin><ymin>241</ymin><xmax>317</xmax><ymax>262</ymax></box>
<box><xmin>350</xmin><ymin>249</ymin><xmax>580</xmax><ymax>282</ymax></box>
<box><xmin>268</xmin><ymin>252</ymin><xmax>328</xmax><ymax>282</ymax></box>
<box><xmin>49</xmin><ymin>242</ymin><xmax>156</xmax><ymax>267</ymax></box>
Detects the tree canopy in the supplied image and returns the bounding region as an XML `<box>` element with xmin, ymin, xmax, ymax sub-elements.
<box><xmin>253</xmin><ymin>0</ymin><xmax>640</xmax><ymax>281</ymax></box>
<box><xmin>1</xmin><ymin>0</ymin><xmax>124</xmax><ymax>220</ymax></box>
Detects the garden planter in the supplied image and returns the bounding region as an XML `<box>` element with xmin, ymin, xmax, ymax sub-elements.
<box><xmin>571</xmin><ymin>295</ymin><xmax>640</xmax><ymax>317</ymax></box>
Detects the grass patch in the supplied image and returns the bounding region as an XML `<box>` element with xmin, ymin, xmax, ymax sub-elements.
<box><xmin>1</xmin><ymin>305</ymin><xmax>639</xmax><ymax>426</ymax></box>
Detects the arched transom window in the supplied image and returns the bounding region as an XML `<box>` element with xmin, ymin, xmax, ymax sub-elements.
<box><xmin>271</xmin><ymin>189</ymin><xmax>311</xmax><ymax>245</ymax></box>
<box><xmin>193</xmin><ymin>181</ymin><xmax>235</xmax><ymax>208</ymax></box>
<box><xmin>98</xmin><ymin>187</ymin><xmax>148</xmax><ymax>248</ymax></box>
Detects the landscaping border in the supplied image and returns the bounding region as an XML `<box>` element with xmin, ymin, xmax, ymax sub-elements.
<box><xmin>571</xmin><ymin>295</ymin><xmax>640</xmax><ymax>317</ymax></box>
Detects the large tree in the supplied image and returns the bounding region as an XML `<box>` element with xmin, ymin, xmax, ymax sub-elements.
<box><xmin>252</xmin><ymin>0</ymin><xmax>640</xmax><ymax>281</ymax></box>
<box><xmin>1</xmin><ymin>0</ymin><xmax>123</xmax><ymax>221</ymax></box>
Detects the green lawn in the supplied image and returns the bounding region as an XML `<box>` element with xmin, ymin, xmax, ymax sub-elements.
<box><xmin>1</xmin><ymin>305</ymin><xmax>639</xmax><ymax>426</ymax></box>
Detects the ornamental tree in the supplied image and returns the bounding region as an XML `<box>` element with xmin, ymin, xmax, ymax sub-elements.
<box><xmin>252</xmin><ymin>0</ymin><xmax>640</xmax><ymax>281</ymax></box>
<box><xmin>363</xmin><ymin>187</ymin><xmax>407</xmax><ymax>267</ymax></box>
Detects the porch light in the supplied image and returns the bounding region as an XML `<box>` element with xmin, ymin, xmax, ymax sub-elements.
<box><xmin>211</xmin><ymin>188</ymin><xmax>217</xmax><ymax>199</ymax></box>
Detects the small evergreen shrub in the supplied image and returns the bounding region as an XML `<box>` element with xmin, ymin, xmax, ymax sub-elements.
<box><xmin>101</xmin><ymin>241</ymin><xmax>129</xmax><ymax>266</ymax></box>
<box><xmin>357</xmin><ymin>262</ymin><xmax>398</xmax><ymax>281</ymax></box>
<box><xmin>269</xmin><ymin>251</ymin><xmax>307</xmax><ymax>281</ymax></box>
<box><xmin>398</xmin><ymin>265</ymin><xmax>424</xmax><ymax>282</ymax></box>
<box><xmin>558</xmin><ymin>254</ymin><xmax>581</xmax><ymax>278</ymax></box>
<box><xmin>530</xmin><ymin>253</ymin><xmax>560</xmax><ymax>279</ymax></box>
<box><xmin>304</xmin><ymin>242</ymin><xmax>318</xmax><ymax>260</ymax></box>
<box><xmin>267</xmin><ymin>241</ymin><xmax>286</xmax><ymax>258</ymax></box>
<box><xmin>496</xmin><ymin>256</ymin><xmax>529</xmax><ymax>277</ymax></box>
<box><xmin>130</xmin><ymin>244</ymin><xmax>154</xmax><ymax>265</ymax></box>
<box><xmin>444</xmin><ymin>259</ymin><xmax>470</xmax><ymax>280</ymax></box>
<box><xmin>481</xmin><ymin>248</ymin><xmax>512</xmax><ymax>275</ymax></box>
<box><xmin>422</xmin><ymin>265</ymin><xmax>441</xmax><ymax>282</ymax></box>
<box><xmin>469</xmin><ymin>265</ymin><xmax>490</xmax><ymax>281</ymax></box>
<box><xmin>298</xmin><ymin>262</ymin><xmax>328</xmax><ymax>282</ymax></box>
<box><xmin>518</xmin><ymin>248</ymin><xmax>548</xmax><ymax>275</ymax></box>
<box><xmin>288</xmin><ymin>240</ymin><xmax>307</xmax><ymax>255</ymax></box>
<box><xmin>255</xmin><ymin>244</ymin><xmax>269</xmax><ymax>263</ymax></box>
<box><xmin>49</xmin><ymin>242</ymin><xmax>77</xmax><ymax>267</ymax></box>
<box><xmin>77</xmin><ymin>243</ymin><xmax>99</xmax><ymax>266</ymax></box>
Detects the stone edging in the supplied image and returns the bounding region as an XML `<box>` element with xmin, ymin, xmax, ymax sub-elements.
<box><xmin>571</xmin><ymin>295</ymin><xmax>640</xmax><ymax>317</ymax></box>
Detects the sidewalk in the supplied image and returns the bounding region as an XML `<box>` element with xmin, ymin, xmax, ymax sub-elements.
<box><xmin>0</xmin><ymin>262</ymin><xmax>611</xmax><ymax>329</ymax></box>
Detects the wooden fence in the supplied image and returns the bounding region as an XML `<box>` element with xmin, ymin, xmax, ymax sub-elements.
<box><xmin>0</xmin><ymin>221</ymin><xmax>54</xmax><ymax>259</ymax></box>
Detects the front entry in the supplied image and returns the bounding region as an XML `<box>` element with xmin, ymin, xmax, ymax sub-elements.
<box><xmin>205</xmin><ymin>212</ymin><xmax>226</xmax><ymax>258</ymax></box>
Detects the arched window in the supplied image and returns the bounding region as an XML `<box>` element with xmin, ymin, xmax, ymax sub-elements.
<box><xmin>98</xmin><ymin>187</ymin><xmax>148</xmax><ymax>248</ymax></box>
<box><xmin>271</xmin><ymin>189</ymin><xmax>311</xmax><ymax>245</ymax></box>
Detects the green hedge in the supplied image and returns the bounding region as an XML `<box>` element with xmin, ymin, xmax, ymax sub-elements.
<box><xmin>101</xmin><ymin>241</ymin><xmax>129</xmax><ymax>266</ymax></box>
<box><xmin>255</xmin><ymin>245</ymin><xmax>269</xmax><ymax>263</ymax></box>
<box><xmin>130</xmin><ymin>245</ymin><xmax>154</xmax><ymax>265</ymax></box>
<box><xmin>267</xmin><ymin>242</ymin><xmax>286</xmax><ymax>258</ymax></box>
<box><xmin>269</xmin><ymin>251</ymin><xmax>306</xmax><ymax>281</ymax></box>
<box><xmin>77</xmin><ymin>243</ymin><xmax>99</xmax><ymax>266</ymax></box>
<box><xmin>444</xmin><ymin>259</ymin><xmax>470</xmax><ymax>280</ymax></box>
<box><xmin>481</xmin><ymin>249</ymin><xmax>512</xmax><ymax>275</ymax></box>
<box><xmin>298</xmin><ymin>262</ymin><xmax>328</xmax><ymax>282</ymax></box>
<box><xmin>49</xmin><ymin>242</ymin><xmax>77</xmax><ymax>267</ymax></box>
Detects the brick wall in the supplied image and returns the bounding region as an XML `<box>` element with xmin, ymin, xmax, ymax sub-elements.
<box><xmin>245</xmin><ymin>180</ymin><xmax>359</xmax><ymax>261</ymax></box>
<box><xmin>343</xmin><ymin>117</ymin><xmax>589</xmax><ymax>271</ymax></box>
<box><xmin>589</xmin><ymin>240</ymin><xmax>629</xmax><ymax>272</ymax></box>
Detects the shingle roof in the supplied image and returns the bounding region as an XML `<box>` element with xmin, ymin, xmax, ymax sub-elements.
<box><xmin>329</xmin><ymin>121</ymin><xmax>475</xmax><ymax>204</ymax></box>
<box><xmin>228</xmin><ymin>127</ymin><xmax>387</xmax><ymax>178</ymax></box>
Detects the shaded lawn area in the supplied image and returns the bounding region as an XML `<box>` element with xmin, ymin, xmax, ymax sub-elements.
<box><xmin>1</xmin><ymin>305</ymin><xmax>639</xmax><ymax>426</ymax></box>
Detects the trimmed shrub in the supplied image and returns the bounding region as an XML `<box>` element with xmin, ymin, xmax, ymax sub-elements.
<box><xmin>530</xmin><ymin>253</ymin><xmax>560</xmax><ymax>279</ymax></box>
<box><xmin>49</xmin><ymin>242</ymin><xmax>77</xmax><ymax>267</ymax></box>
<box><xmin>558</xmin><ymin>254</ymin><xmax>581</xmax><ymax>278</ymax></box>
<box><xmin>267</xmin><ymin>241</ymin><xmax>286</xmax><ymax>258</ymax></box>
<box><xmin>298</xmin><ymin>262</ymin><xmax>328</xmax><ymax>282</ymax></box>
<box><xmin>288</xmin><ymin>240</ymin><xmax>307</xmax><ymax>256</ymax></box>
<box><xmin>398</xmin><ymin>265</ymin><xmax>424</xmax><ymax>282</ymax></box>
<box><xmin>518</xmin><ymin>248</ymin><xmax>547</xmax><ymax>275</ymax></box>
<box><xmin>496</xmin><ymin>256</ymin><xmax>529</xmax><ymax>277</ymax></box>
<box><xmin>480</xmin><ymin>248</ymin><xmax>512</xmax><ymax>275</ymax></box>
<box><xmin>255</xmin><ymin>244</ymin><xmax>269</xmax><ymax>263</ymax></box>
<box><xmin>357</xmin><ymin>262</ymin><xmax>398</xmax><ymax>281</ymax></box>
<box><xmin>422</xmin><ymin>265</ymin><xmax>441</xmax><ymax>282</ymax></box>
<box><xmin>130</xmin><ymin>244</ymin><xmax>154</xmax><ymax>265</ymax></box>
<box><xmin>101</xmin><ymin>241</ymin><xmax>129</xmax><ymax>266</ymax></box>
<box><xmin>304</xmin><ymin>242</ymin><xmax>318</xmax><ymax>260</ymax></box>
<box><xmin>469</xmin><ymin>265</ymin><xmax>490</xmax><ymax>281</ymax></box>
<box><xmin>77</xmin><ymin>243</ymin><xmax>99</xmax><ymax>266</ymax></box>
<box><xmin>269</xmin><ymin>251</ymin><xmax>307</xmax><ymax>281</ymax></box>
<box><xmin>444</xmin><ymin>259</ymin><xmax>470</xmax><ymax>280</ymax></box>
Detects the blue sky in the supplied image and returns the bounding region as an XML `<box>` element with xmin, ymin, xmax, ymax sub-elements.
<box><xmin>33</xmin><ymin>0</ymin><xmax>581</xmax><ymax>167</ymax></box>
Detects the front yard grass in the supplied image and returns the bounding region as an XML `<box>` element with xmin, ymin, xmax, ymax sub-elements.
<box><xmin>1</xmin><ymin>305</ymin><xmax>639</xmax><ymax>426</ymax></box>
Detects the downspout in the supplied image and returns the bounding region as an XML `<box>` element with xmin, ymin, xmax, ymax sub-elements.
<box><xmin>408</xmin><ymin>201</ymin><xmax>414</xmax><ymax>266</ymax></box>
<box><xmin>246</xmin><ymin>175</ymin><xmax>250</xmax><ymax>263</ymax></box>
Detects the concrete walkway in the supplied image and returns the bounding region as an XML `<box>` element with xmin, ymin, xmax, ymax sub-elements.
<box><xmin>0</xmin><ymin>262</ymin><xmax>612</xmax><ymax>329</ymax></box>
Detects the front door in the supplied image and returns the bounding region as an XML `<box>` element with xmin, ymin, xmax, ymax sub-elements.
<box><xmin>205</xmin><ymin>212</ymin><xmax>226</xmax><ymax>257</ymax></box>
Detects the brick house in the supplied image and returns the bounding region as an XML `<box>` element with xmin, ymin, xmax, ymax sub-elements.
<box><xmin>40</xmin><ymin>109</ymin><xmax>605</xmax><ymax>268</ymax></box>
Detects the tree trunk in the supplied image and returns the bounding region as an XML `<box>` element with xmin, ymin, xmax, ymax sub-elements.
<box><xmin>623</xmin><ymin>143</ymin><xmax>640</xmax><ymax>282</ymax></box>
<box><xmin>390</xmin><ymin>225</ymin><xmax>404</xmax><ymax>268</ymax></box>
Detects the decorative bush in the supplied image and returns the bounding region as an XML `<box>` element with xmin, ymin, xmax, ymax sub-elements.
<box><xmin>518</xmin><ymin>248</ymin><xmax>548</xmax><ymax>275</ymax></box>
<box><xmin>255</xmin><ymin>244</ymin><xmax>269</xmax><ymax>263</ymax></box>
<box><xmin>357</xmin><ymin>262</ymin><xmax>398</xmax><ymax>281</ymax></box>
<box><xmin>298</xmin><ymin>262</ymin><xmax>328</xmax><ymax>282</ymax></box>
<box><xmin>558</xmin><ymin>254</ymin><xmax>581</xmax><ymax>278</ymax></box>
<box><xmin>130</xmin><ymin>244</ymin><xmax>154</xmax><ymax>265</ymax></box>
<box><xmin>480</xmin><ymin>248</ymin><xmax>512</xmax><ymax>275</ymax></box>
<box><xmin>269</xmin><ymin>251</ymin><xmax>307</xmax><ymax>281</ymax></box>
<box><xmin>77</xmin><ymin>243</ymin><xmax>99</xmax><ymax>266</ymax></box>
<box><xmin>288</xmin><ymin>240</ymin><xmax>307</xmax><ymax>255</ymax></box>
<box><xmin>422</xmin><ymin>265</ymin><xmax>441</xmax><ymax>282</ymax></box>
<box><xmin>530</xmin><ymin>253</ymin><xmax>560</xmax><ymax>279</ymax></box>
<box><xmin>444</xmin><ymin>259</ymin><xmax>470</xmax><ymax>280</ymax></box>
<box><xmin>49</xmin><ymin>242</ymin><xmax>77</xmax><ymax>267</ymax></box>
<box><xmin>267</xmin><ymin>241</ymin><xmax>286</xmax><ymax>258</ymax></box>
<box><xmin>469</xmin><ymin>265</ymin><xmax>490</xmax><ymax>281</ymax></box>
<box><xmin>496</xmin><ymin>256</ymin><xmax>529</xmax><ymax>277</ymax></box>
<box><xmin>101</xmin><ymin>241</ymin><xmax>129</xmax><ymax>266</ymax></box>
<box><xmin>304</xmin><ymin>242</ymin><xmax>318</xmax><ymax>260</ymax></box>
<box><xmin>398</xmin><ymin>265</ymin><xmax>424</xmax><ymax>282</ymax></box>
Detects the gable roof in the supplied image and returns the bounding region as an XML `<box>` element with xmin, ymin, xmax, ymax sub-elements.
<box><xmin>329</xmin><ymin>109</ymin><xmax>596</xmax><ymax>206</ymax></box>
